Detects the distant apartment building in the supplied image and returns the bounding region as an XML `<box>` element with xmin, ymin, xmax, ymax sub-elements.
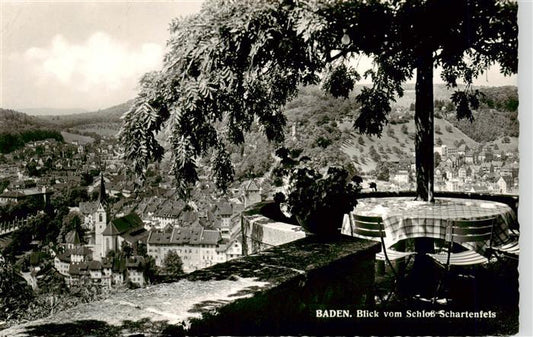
<box><xmin>212</xmin><ymin>200</ymin><xmax>244</xmax><ymax>240</ymax></box>
<box><xmin>392</xmin><ymin>170</ymin><xmax>409</xmax><ymax>185</ymax></box>
<box><xmin>152</xmin><ymin>206</ymin><xmax>182</xmax><ymax>228</ymax></box>
<box><xmin>446</xmin><ymin>147</ymin><xmax>458</xmax><ymax>157</ymax></box>
<box><xmin>434</xmin><ymin>145</ymin><xmax>448</xmax><ymax>157</ymax></box>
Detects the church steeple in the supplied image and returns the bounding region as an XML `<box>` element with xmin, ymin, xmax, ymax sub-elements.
<box><xmin>99</xmin><ymin>173</ymin><xmax>106</xmax><ymax>205</ymax></box>
<box><xmin>94</xmin><ymin>172</ymin><xmax>108</xmax><ymax>261</ymax></box>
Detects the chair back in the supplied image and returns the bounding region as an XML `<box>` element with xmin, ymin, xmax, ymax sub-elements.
<box><xmin>351</xmin><ymin>214</ymin><xmax>405</xmax><ymax>279</ymax></box>
<box><xmin>350</xmin><ymin>214</ymin><xmax>386</xmax><ymax>241</ymax></box>
<box><xmin>446</xmin><ymin>217</ymin><xmax>495</xmax><ymax>244</ymax></box>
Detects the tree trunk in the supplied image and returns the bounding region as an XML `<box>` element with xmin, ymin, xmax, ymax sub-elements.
<box><xmin>414</xmin><ymin>50</ymin><xmax>434</xmax><ymax>202</ymax></box>
<box><xmin>414</xmin><ymin>50</ymin><xmax>435</xmax><ymax>264</ymax></box>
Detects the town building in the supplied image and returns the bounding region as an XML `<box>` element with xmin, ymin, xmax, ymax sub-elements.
<box><xmin>54</xmin><ymin>250</ymin><xmax>146</xmax><ymax>287</ymax></box>
<box><xmin>147</xmin><ymin>226</ymin><xmax>241</xmax><ymax>273</ymax></box>
<box><xmin>241</xmin><ymin>179</ymin><xmax>262</xmax><ymax>208</ymax></box>
<box><xmin>97</xmin><ymin>213</ymin><xmax>148</xmax><ymax>259</ymax></box>
<box><xmin>0</xmin><ymin>187</ymin><xmax>51</xmax><ymax>205</ymax></box>
<box><xmin>392</xmin><ymin>170</ymin><xmax>409</xmax><ymax>185</ymax></box>
<box><xmin>497</xmin><ymin>176</ymin><xmax>514</xmax><ymax>194</ymax></box>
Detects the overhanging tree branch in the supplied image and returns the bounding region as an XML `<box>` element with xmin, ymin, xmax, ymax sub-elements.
<box><xmin>120</xmin><ymin>0</ymin><xmax>517</xmax><ymax>200</ymax></box>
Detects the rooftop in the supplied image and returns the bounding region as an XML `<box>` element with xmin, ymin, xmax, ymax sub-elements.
<box><xmin>148</xmin><ymin>227</ymin><xmax>222</xmax><ymax>246</ymax></box>
<box><xmin>102</xmin><ymin>213</ymin><xmax>144</xmax><ymax>236</ymax></box>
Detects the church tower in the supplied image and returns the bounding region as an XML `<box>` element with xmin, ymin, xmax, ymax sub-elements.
<box><xmin>93</xmin><ymin>173</ymin><xmax>107</xmax><ymax>261</ymax></box>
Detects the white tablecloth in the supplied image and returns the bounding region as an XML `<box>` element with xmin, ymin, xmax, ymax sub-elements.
<box><xmin>342</xmin><ymin>197</ymin><xmax>516</xmax><ymax>249</ymax></box>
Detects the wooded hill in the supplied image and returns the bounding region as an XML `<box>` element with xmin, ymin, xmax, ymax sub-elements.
<box><xmin>281</xmin><ymin>85</ymin><xmax>518</xmax><ymax>174</ymax></box>
<box><xmin>221</xmin><ymin>84</ymin><xmax>518</xmax><ymax>180</ymax></box>
<box><xmin>0</xmin><ymin>109</ymin><xmax>55</xmax><ymax>132</ymax></box>
<box><xmin>39</xmin><ymin>100</ymin><xmax>133</xmax><ymax>129</ymax></box>
<box><xmin>0</xmin><ymin>109</ymin><xmax>64</xmax><ymax>153</ymax></box>
<box><xmin>397</xmin><ymin>84</ymin><xmax>518</xmax><ymax>142</ymax></box>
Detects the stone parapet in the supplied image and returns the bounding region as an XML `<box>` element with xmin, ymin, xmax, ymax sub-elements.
<box><xmin>3</xmin><ymin>235</ymin><xmax>380</xmax><ymax>336</ymax></box>
<box><xmin>185</xmin><ymin>235</ymin><xmax>380</xmax><ymax>335</ymax></box>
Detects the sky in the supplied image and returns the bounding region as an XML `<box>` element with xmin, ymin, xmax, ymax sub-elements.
<box><xmin>1</xmin><ymin>1</ymin><xmax>203</xmax><ymax>112</ymax></box>
<box><xmin>0</xmin><ymin>0</ymin><xmax>519</xmax><ymax>113</ymax></box>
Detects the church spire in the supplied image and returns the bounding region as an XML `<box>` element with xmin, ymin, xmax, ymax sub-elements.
<box><xmin>99</xmin><ymin>173</ymin><xmax>106</xmax><ymax>205</ymax></box>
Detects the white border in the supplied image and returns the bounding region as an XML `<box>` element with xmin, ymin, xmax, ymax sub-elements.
<box><xmin>518</xmin><ymin>1</ymin><xmax>532</xmax><ymax>336</ymax></box>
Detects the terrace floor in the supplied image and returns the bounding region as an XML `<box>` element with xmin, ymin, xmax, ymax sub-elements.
<box><xmin>372</xmin><ymin>253</ymin><xmax>519</xmax><ymax>335</ymax></box>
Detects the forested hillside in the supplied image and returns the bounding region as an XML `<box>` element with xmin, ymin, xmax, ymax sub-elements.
<box><xmin>223</xmin><ymin>86</ymin><xmax>357</xmax><ymax>180</ymax></box>
<box><xmin>443</xmin><ymin>86</ymin><xmax>518</xmax><ymax>142</ymax></box>
<box><xmin>445</xmin><ymin>109</ymin><xmax>518</xmax><ymax>142</ymax></box>
<box><xmin>0</xmin><ymin>109</ymin><xmax>54</xmax><ymax>132</ymax></box>
<box><xmin>226</xmin><ymin>84</ymin><xmax>518</xmax><ymax>179</ymax></box>
<box><xmin>39</xmin><ymin>100</ymin><xmax>132</xmax><ymax>128</ymax></box>
<box><xmin>0</xmin><ymin>109</ymin><xmax>63</xmax><ymax>153</ymax></box>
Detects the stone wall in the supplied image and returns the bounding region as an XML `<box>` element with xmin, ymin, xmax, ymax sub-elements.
<box><xmin>186</xmin><ymin>235</ymin><xmax>380</xmax><ymax>336</ymax></box>
<box><xmin>2</xmin><ymin>235</ymin><xmax>380</xmax><ymax>336</ymax></box>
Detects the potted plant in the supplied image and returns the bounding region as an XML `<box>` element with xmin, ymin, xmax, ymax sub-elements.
<box><xmin>273</xmin><ymin>148</ymin><xmax>362</xmax><ymax>238</ymax></box>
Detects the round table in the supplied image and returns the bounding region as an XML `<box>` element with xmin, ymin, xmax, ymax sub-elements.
<box><xmin>342</xmin><ymin>197</ymin><xmax>516</xmax><ymax>248</ymax></box>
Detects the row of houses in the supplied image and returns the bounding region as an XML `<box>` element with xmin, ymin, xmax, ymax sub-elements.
<box><xmin>435</xmin><ymin>161</ymin><xmax>519</xmax><ymax>181</ymax></box>
<box><xmin>54</xmin><ymin>241</ymin><xmax>146</xmax><ymax>287</ymax></box>
<box><xmin>436</xmin><ymin>175</ymin><xmax>518</xmax><ymax>194</ymax></box>
<box><xmin>434</xmin><ymin>144</ymin><xmax>517</xmax><ymax>164</ymax></box>
<box><xmin>53</xmin><ymin>177</ymin><xmax>260</xmax><ymax>286</ymax></box>
<box><xmin>55</xmin><ymin>204</ymin><xmax>245</xmax><ymax>285</ymax></box>
<box><xmin>378</xmin><ymin>158</ymin><xmax>518</xmax><ymax>194</ymax></box>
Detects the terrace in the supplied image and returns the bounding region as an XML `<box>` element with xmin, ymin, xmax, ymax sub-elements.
<box><xmin>2</xmin><ymin>192</ymin><xmax>519</xmax><ymax>336</ymax></box>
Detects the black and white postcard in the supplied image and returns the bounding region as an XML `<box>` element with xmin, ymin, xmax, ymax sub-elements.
<box><xmin>1</xmin><ymin>1</ymin><xmax>530</xmax><ymax>336</ymax></box>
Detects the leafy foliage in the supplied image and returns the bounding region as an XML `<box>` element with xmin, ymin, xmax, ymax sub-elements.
<box><xmin>282</xmin><ymin>86</ymin><xmax>357</xmax><ymax>175</ymax></box>
<box><xmin>272</xmin><ymin>149</ymin><xmax>362</xmax><ymax>235</ymax></box>
<box><xmin>120</xmin><ymin>0</ymin><xmax>325</xmax><ymax>195</ymax></box>
<box><xmin>450</xmin><ymin>90</ymin><xmax>482</xmax><ymax>122</ymax></box>
<box><xmin>446</xmin><ymin>108</ymin><xmax>518</xmax><ymax>142</ymax></box>
<box><xmin>0</xmin><ymin>258</ymin><xmax>34</xmax><ymax>321</ymax></box>
<box><xmin>0</xmin><ymin>196</ymin><xmax>47</xmax><ymax>223</ymax></box>
<box><xmin>120</xmin><ymin>0</ymin><xmax>517</xmax><ymax>197</ymax></box>
<box><xmin>286</xmin><ymin>166</ymin><xmax>361</xmax><ymax>235</ymax></box>
<box><xmin>212</xmin><ymin>143</ymin><xmax>235</xmax><ymax>192</ymax></box>
<box><xmin>58</xmin><ymin>212</ymin><xmax>86</xmax><ymax>245</ymax></box>
<box><xmin>478</xmin><ymin>86</ymin><xmax>518</xmax><ymax>112</ymax></box>
<box><xmin>121</xmin><ymin>241</ymin><xmax>133</xmax><ymax>257</ymax></box>
<box><xmin>374</xmin><ymin>161</ymin><xmax>391</xmax><ymax>181</ymax></box>
<box><xmin>163</xmin><ymin>250</ymin><xmax>184</xmax><ymax>279</ymax></box>
<box><xmin>322</xmin><ymin>64</ymin><xmax>360</xmax><ymax>99</ymax></box>
<box><xmin>1</xmin><ymin>212</ymin><xmax>61</xmax><ymax>260</ymax></box>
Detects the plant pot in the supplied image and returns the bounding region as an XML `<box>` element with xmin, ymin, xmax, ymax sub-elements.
<box><xmin>296</xmin><ymin>208</ymin><xmax>345</xmax><ymax>239</ymax></box>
